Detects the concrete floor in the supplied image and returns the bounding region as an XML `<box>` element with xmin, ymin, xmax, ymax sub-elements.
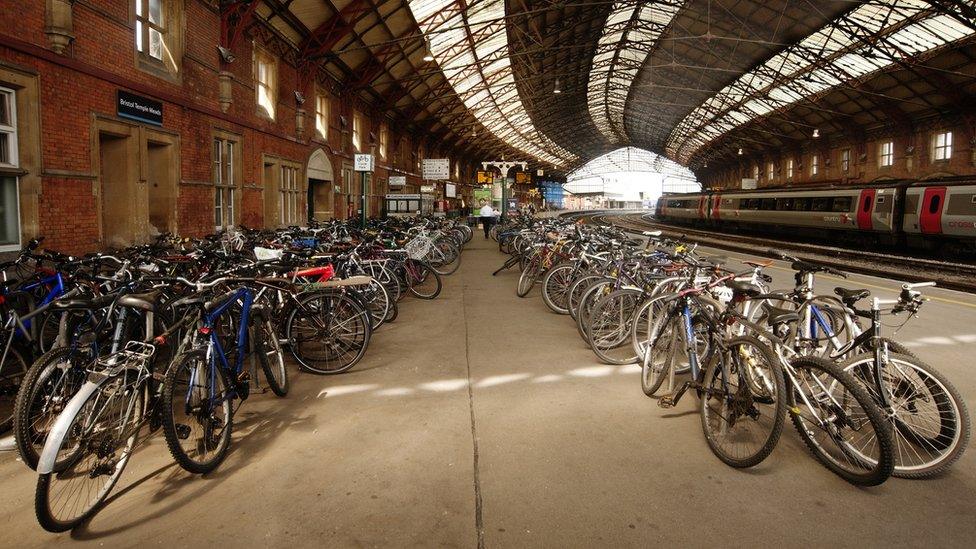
<box><xmin>0</xmin><ymin>235</ymin><xmax>975</xmax><ymax>547</ymax></box>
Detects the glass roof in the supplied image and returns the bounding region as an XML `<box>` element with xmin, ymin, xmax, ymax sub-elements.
<box><xmin>408</xmin><ymin>0</ymin><xmax>577</xmax><ymax>167</ymax></box>
<box><xmin>587</xmin><ymin>1</ymin><xmax>685</xmax><ymax>144</ymax></box>
<box><xmin>666</xmin><ymin>0</ymin><xmax>976</xmax><ymax>165</ymax></box>
<box><xmin>566</xmin><ymin>147</ymin><xmax>699</xmax><ymax>196</ymax></box>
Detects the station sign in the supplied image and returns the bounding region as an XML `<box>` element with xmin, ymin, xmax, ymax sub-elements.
<box><xmin>389</xmin><ymin>175</ymin><xmax>406</xmax><ymax>188</ymax></box>
<box><xmin>420</xmin><ymin>185</ymin><xmax>436</xmax><ymax>194</ymax></box>
<box><xmin>476</xmin><ymin>170</ymin><xmax>494</xmax><ymax>184</ymax></box>
<box><xmin>422</xmin><ymin>158</ymin><xmax>450</xmax><ymax>180</ymax></box>
<box><xmin>354</xmin><ymin>154</ymin><xmax>375</xmax><ymax>172</ymax></box>
<box><xmin>515</xmin><ymin>172</ymin><xmax>531</xmax><ymax>184</ymax></box>
<box><xmin>117</xmin><ymin>90</ymin><xmax>162</xmax><ymax>126</ymax></box>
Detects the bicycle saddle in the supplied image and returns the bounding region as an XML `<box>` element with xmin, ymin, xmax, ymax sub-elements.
<box><xmin>834</xmin><ymin>287</ymin><xmax>870</xmax><ymax>304</ymax></box>
<box><xmin>118</xmin><ymin>289</ymin><xmax>163</xmax><ymax>312</ymax></box>
<box><xmin>52</xmin><ymin>293</ymin><xmax>114</xmax><ymax>311</ymax></box>
<box><xmin>730</xmin><ymin>280</ymin><xmax>763</xmax><ymax>298</ymax></box>
<box><xmin>761</xmin><ymin>302</ymin><xmax>800</xmax><ymax>326</ymax></box>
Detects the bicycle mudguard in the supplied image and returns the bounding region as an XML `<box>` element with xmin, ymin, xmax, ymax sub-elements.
<box><xmin>36</xmin><ymin>380</ymin><xmax>103</xmax><ymax>474</ymax></box>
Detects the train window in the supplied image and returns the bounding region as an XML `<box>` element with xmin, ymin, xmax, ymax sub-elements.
<box><xmin>811</xmin><ymin>198</ymin><xmax>829</xmax><ymax>211</ymax></box>
<box><xmin>971</xmin><ymin>195</ymin><xmax>976</xmax><ymax>204</ymax></box>
<box><xmin>929</xmin><ymin>194</ymin><xmax>941</xmax><ymax>214</ymax></box>
<box><xmin>794</xmin><ymin>198</ymin><xmax>810</xmax><ymax>211</ymax></box>
<box><xmin>876</xmin><ymin>196</ymin><xmax>885</xmax><ymax>204</ymax></box>
<box><xmin>862</xmin><ymin>195</ymin><xmax>873</xmax><ymax>213</ymax></box>
<box><xmin>761</xmin><ymin>198</ymin><xmax>776</xmax><ymax>210</ymax></box>
<box><xmin>832</xmin><ymin>197</ymin><xmax>852</xmax><ymax>212</ymax></box>
<box><xmin>776</xmin><ymin>198</ymin><xmax>793</xmax><ymax>211</ymax></box>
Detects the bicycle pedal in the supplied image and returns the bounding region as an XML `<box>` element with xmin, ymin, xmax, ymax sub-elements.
<box><xmin>658</xmin><ymin>394</ymin><xmax>677</xmax><ymax>409</ymax></box>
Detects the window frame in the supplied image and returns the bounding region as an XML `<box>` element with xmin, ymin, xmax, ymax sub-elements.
<box><xmin>0</xmin><ymin>85</ymin><xmax>18</xmax><ymax>168</ymax></box>
<box><xmin>766</xmin><ymin>161</ymin><xmax>774</xmax><ymax>182</ymax></box>
<box><xmin>213</xmin><ymin>134</ymin><xmax>241</xmax><ymax>231</ymax></box>
<box><xmin>841</xmin><ymin>149</ymin><xmax>850</xmax><ymax>172</ymax></box>
<box><xmin>932</xmin><ymin>130</ymin><xmax>952</xmax><ymax>162</ymax></box>
<box><xmin>314</xmin><ymin>91</ymin><xmax>330</xmax><ymax>140</ymax></box>
<box><xmin>879</xmin><ymin>140</ymin><xmax>894</xmax><ymax>168</ymax></box>
<box><xmin>135</xmin><ymin>0</ymin><xmax>165</xmax><ymax>62</ymax></box>
<box><xmin>279</xmin><ymin>164</ymin><xmax>301</xmax><ymax>226</ymax></box>
<box><xmin>379</xmin><ymin>124</ymin><xmax>388</xmax><ymax>160</ymax></box>
<box><xmin>810</xmin><ymin>154</ymin><xmax>819</xmax><ymax>177</ymax></box>
<box><xmin>352</xmin><ymin>111</ymin><xmax>363</xmax><ymax>153</ymax></box>
<box><xmin>786</xmin><ymin>158</ymin><xmax>794</xmax><ymax>179</ymax></box>
<box><xmin>253</xmin><ymin>44</ymin><xmax>278</xmax><ymax>120</ymax></box>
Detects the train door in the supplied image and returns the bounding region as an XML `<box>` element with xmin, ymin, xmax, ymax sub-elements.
<box><xmin>919</xmin><ymin>186</ymin><xmax>947</xmax><ymax>234</ymax></box>
<box><xmin>697</xmin><ymin>196</ymin><xmax>707</xmax><ymax>220</ymax></box>
<box><xmin>856</xmin><ymin>189</ymin><xmax>876</xmax><ymax>230</ymax></box>
<box><xmin>711</xmin><ymin>194</ymin><xmax>721</xmax><ymax>220</ymax></box>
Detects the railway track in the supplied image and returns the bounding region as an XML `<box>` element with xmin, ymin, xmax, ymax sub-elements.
<box><xmin>582</xmin><ymin>210</ymin><xmax>976</xmax><ymax>293</ymax></box>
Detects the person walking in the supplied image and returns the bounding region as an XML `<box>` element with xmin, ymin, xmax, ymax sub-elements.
<box><xmin>478</xmin><ymin>199</ymin><xmax>496</xmax><ymax>239</ymax></box>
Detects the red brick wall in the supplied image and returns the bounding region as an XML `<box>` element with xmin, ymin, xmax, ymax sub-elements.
<box><xmin>0</xmin><ymin>0</ymin><xmax>471</xmax><ymax>254</ymax></box>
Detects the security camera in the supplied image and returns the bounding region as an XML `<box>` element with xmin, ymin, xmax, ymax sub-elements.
<box><xmin>217</xmin><ymin>46</ymin><xmax>236</xmax><ymax>63</ymax></box>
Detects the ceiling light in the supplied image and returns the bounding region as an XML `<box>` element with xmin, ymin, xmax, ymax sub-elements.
<box><xmin>737</xmin><ymin>148</ymin><xmax>743</xmax><ymax>155</ymax></box>
<box><xmin>812</xmin><ymin>128</ymin><xmax>820</xmax><ymax>138</ymax></box>
<box><xmin>553</xmin><ymin>77</ymin><xmax>561</xmax><ymax>94</ymax></box>
<box><xmin>422</xmin><ymin>38</ymin><xmax>434</xmax><ymax>62</ymax></box>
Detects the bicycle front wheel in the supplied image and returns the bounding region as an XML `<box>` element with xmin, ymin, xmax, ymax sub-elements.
<box><xmin>162</xmin><ymin>351</ymin><xmax>234</xmax><ymax>474</ymax></box>
<box><xmin>700</xmin><ymin>337</ymin><xmax>786</xmax><ymax>468</ymax></box>
<box><xmin>256</xmin><ymin>317</ymin><xmax>289</xmax><ymax>397</ymax></box>
<box><xmin>788</xmin><ymin>356</ymin><xmax>894</xmax><ymax>486</ymax></box>
<box><xmin>287</xmin><ymin>291</ymin><xmax>371</xmax><ymax>374</ymax></box>
<box><xmin>405</xmin><ymin>260</ymin><xmax>442</xmax><ymax>299</ymax></box>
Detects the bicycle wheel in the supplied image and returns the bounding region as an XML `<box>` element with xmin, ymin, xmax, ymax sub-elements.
<box><xmin>541</xmin><ymin>263</ymin><xmax>575</xmax><ymax>314</ymax></box>
<box><xmin>14</xmin><ymin>347</ymin><xmax>89</xmax><ymax>470</ymax></box>
<box><xmin>255</xmin><ymin>317</ymin><xmax>288</xmax><ymax>397</ymax></box>
<box><xmin>586</xmin><ymin>289</ymin><xmax>643</xmax><ymax>364</ymax></box>
<box><xmin>841</xmin><ymin>351</ymin><xmax>970</xmax><ymax>478</ymax></box>
<box><xmin>576</xmin><ymin>280</ymin><xmax>614</xmax><ymax>342</ymax></box>
<box><xmin>286</xmin><ymin>291</ymin><xmax>371</xmax><ymax>374</ymax></box>
<box><xmin>700</xmin><ymin>337</ymin><xmax>786</xmax><ymax>468</ymax></box>
<box><xmin>567</xmin><ymin>275</ymin><xmax>606</xmax><ymax>321</ymax></box>
<box><xmin>787</xmin><ymin>356</ymin><xmax>894</xmax><ymax>486</ymax></box>
<box><xmin>0</xmin><ymin>343</ymin><xmax>29</xmax><ymax>432</ymax></box>
<box><xmin>430</xmin><ymin>241</ymin><xmax>461</xmax><ymax>275</ymax></box>
<box><xmin>35</xmin><ymin>376</ymin><xmax>143</xmax><ymax>532</ymax></box>
<box><xmin>516</xmin><ymin>261</ymin><xmax>541</xmax><ymax>298</ymax></box>
<box><xmin>162</xmin><ymin>350</ymin><xmax>234</xmax><ymax>474</ymax></box>
<box><xmin>639</xmin><ymin>305</ymin><xmax>679</xmax><ymax>396</ymax></box>
<box><xmin>405</xmin><ymin>260</ymin><xmax>442</xmax><ymax>299</ymax></box>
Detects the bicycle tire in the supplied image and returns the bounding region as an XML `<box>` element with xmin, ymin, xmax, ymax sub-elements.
<box><xmin>405</xmin><ymin>260</ymin><xmax>442</xmax><ymax>299</ymax></box>
<box><xmin>256</xmin><ymin>317</ymin><xmax>289</xmax><ymax>397</ymax></box>
<box><xmin>286</xmin><ymin>291</ymin><xmax>371</xmax><ymax>374</ymax></box>
<box><xmin>787</xmin><ymin>355</ymin><xmax>894</xmax><ymax>486</ymax></box>
<box><xmin>0</xmin><ymin>343</ymin><xmax>29</xmax><ymax>432</ymax></box>
<box><xmin>840</xmin><ymin>351</ymin><xmax>970</xmax><ymax>478</ymax></box>
<box><xmin>586</xmin><ymin>289</ymin><xmax>643</xmax><ymax>364</ymax></box>
<box><xmin>541</xmin><ymin>263</ymin><xmax>575</xmax><ymax>314</ymax></box>
<box><xmin>162</xmin><ymin>350</ymin><xmax>234</xmax><ymax>474</ymax></box>
<box><xmin>700</xmin><ymin>337</ymin><xmax>786</xmax><ymax>468</ymax></box>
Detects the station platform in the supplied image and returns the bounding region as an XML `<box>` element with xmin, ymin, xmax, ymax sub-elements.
<box><xmin>0</xmin><ymin>236</ymin><xmax>975</xmax><ymax>547</ymax></box>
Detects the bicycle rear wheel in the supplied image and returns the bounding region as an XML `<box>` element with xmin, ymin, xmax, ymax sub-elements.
<box><xmin>255</xmin><ymin>317</ymin><xmax>288</xmax><ymax>397</ymax></box>
<box><xmin>405</xmin><ymin>260</ymin><xmax>442</xmax><ymax>299</ymax></box>
<box><xmin>541</xmin><ymin>263</ymin><xmax>575</xmax><ymax>314</ymax></box>
<box><xmin>700</xmin><ymin>337</ymin><xmax>786</xmax><ymax>468</ymax></box>
<box><xmin>35</xmin><ymin>376</ymin><xmax>143</xmax><ymax>532</ymax></box>
<box><xmin>788</xmin><ymin>356</ymin><xmax>894</xmax><ymax>486</ymax></box>
<box><xmin>841</xmin><ymin>352</ymin><xmax>970</xmax><ymax>478</ymax></box>
<box><xmin>586</xmin><ymin>289</ymin><xmax>643</xmax><ymax>364</ymax></box>
<box><xmin>287</xmin><ymin>291</ymin><xmax>371</xmax><ymax>374</ymax></box>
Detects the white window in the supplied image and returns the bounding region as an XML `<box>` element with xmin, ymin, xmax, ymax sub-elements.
<box><xmin>933</xmin><ymin>131</ymin><xmax>952</xmax><ymax>161</ymax></box>
<box><xmin>0</xmin><ymin>87</ymin><xmax>20</xmax><ymax>251</ymax></box>
<box><xmin>786</xmin><ymin>158</ymin><xmax>794</xmax><ymax>179</ymax></box>
<box><xmin>879</xmin><ymin>141</ymin><xmax>894</xmax><ymax>167</ymax></box>
<box><xmin>135</xmin><ymin>0</ymin><xmax>165</xmax><ymax>61</ymax></box>
<box><xmin>767</xmin><ymin>162</ymin><xmax>774</xmax><ymax>181</ymax></box>
<box><xmin>752</xmin><ymin>165</ymin><xmax>759</xmax><ymax>180</ymax></box>
<box><xmin>315</xmin><ymin>92</ymin><xmax>329</xmax><ymax>139</ymax></box>
<box><xmin>841</xmin><ymin>149</ymin><xmax>850</xmax><ymax>172</ymax></box>
<box><xmin>810</xmin><ymin>154</ymin><xmax>819</xmax><ymax>176</ymax></box>
<box><xmin>352</xmin><ymin>111</ymin><xmax>363</xmax><ymax>152</ymax></box>
<box><xmin>280</xmin><ymin>165</ymin><xmax>300</xmax><ymax>225</ymax></box>
<box><xmin>254</xmin><ymin>47</ymin><xmax>276</xmax><ymax>119</ymax></box>
<box><xmin>213</xmin><ymin>138</ymin><xmax>237</xmax><ymax>230</ymax></box>
<box><xmin>379</xmin><ymin>124</ymin><xmax>388</xmax><ymax>160</ymax></box>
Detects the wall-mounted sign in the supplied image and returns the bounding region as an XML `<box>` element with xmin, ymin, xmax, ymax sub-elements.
<box><xmin>420</xmin><ymin>185</ymin><xmax>436</xmax><ymax>194</ymax></box>
<box><xmin>445</xmin><ymin>183</ymin><xmax>457</xmax><ymax>198</ymax></box>
<box><xmin>389</xmin><ymin>175</ymin><xmax>406</xmax><ymax>188</ymax></box>
<box><xmin>117</xmin><ymin>90</ymin><xmax>162</xmax><ymax>126</ymax></box>
<box><xmin>476</xmin><ymin>170</ymin><xmax>494</xmax><ymax>184</ymax></box>
<box><xmin>515</xmin><ymin>172</ymin><xmax>531</xmax><ymax>184</ymax></box>
<box><xmin>422</xmin><ymin>158</ymin><xmax>450</xmax><ymax>180</ymax></box>
<box><xmin>354</xmin><ymin>154</ymin><xmax>375</xmax><ymax>172</ymax></box>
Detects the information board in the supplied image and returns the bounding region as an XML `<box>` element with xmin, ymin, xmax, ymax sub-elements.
<box><xmin>445</xmin><ymin>183</ymin><xmax>456</xmax><ymax>198</ymax></box>
<box><xmin>422</xmin><ymin>159</ymin><xmax>450</xmax><ymax>180</ymax></box>
<box><xmin>389</xmin><ymin>175</ymin><xmax>406</xmax><ymax>188</ymax></box>
<box><xmin>354</xmin><ymin>154</ymin><xmax>374</xmax><ymax>172</ymax></box>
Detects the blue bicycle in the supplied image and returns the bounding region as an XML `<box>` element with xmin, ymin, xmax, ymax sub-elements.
<box><xmin>161</xmin><ymin>276</ymin><xmax>288</xmax><ymax>474</ymax></box>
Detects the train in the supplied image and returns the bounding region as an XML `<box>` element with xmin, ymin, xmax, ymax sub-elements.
<box><xmin>655</xmin><ymin>177</ymin><xmax>976</xmax><ymax>254</ymax></box>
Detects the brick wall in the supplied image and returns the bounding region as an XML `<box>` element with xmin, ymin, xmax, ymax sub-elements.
<box><xmin>0</xmin><ymin>0</ymin><xmax>475</xmax><ymax>254</ymax></box>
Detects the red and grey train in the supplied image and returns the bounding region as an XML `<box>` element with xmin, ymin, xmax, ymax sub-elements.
<box><xmin>655</xmin><ymin>177</ymin><xmax>976</xmax><ymax>254</ymax></box>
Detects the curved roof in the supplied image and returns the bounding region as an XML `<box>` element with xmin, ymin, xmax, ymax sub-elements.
<box><xmin>251</xmin><ymin>0</ymin><xmax>976</xmax><ymax>174</ymax></box>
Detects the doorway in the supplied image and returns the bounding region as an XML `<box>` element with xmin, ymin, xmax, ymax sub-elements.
<box><xmin>306</xmin><ymin>149</ymin><xmax>334</xmax><ymax>222</ymax></box>
<box><xmin>98</xmin><ymin>131</ymin><xmax>138</xmax><ymax>248</ymax></box>
<box><xmin>147</xmin><ymin>140</ymin><xmax>177</xmax><ymax>235</ymax></box>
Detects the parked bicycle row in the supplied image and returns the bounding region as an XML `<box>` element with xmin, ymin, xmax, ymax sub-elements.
<box><xmin>0</xmin><ymin>216</ymin><xmax>470</xmax><ymax>532</ymax></box>
<box><xmin>494</xmin><ymin>217</ymin><xmax>970</xmax><ymax>487</ymax></box>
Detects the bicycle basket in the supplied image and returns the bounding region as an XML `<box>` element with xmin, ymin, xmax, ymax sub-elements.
<box><xmin>404</xmin><ymin>235</ymin><xmax>433</xmax><ymax>260</ymax></box>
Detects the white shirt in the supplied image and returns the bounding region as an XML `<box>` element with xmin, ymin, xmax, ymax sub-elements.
<box><xmin>479</xmin><ymin>205</ymin><xmax>496</xmax><ymax>217</ymax></box>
